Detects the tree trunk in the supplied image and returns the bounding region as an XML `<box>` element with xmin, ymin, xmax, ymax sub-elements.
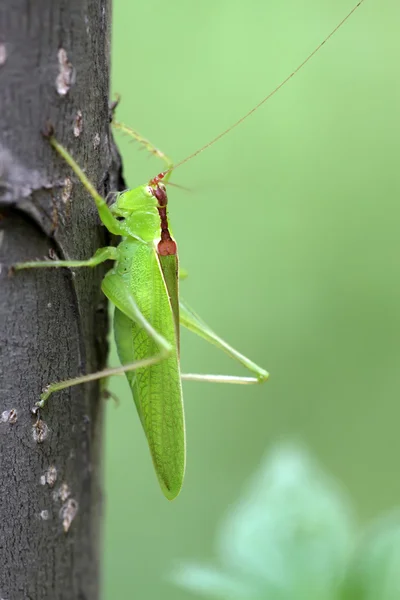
<box><xmin>0</xmin><ymin>1</ymin><xmax>122</xmax><ymax>597</ymax></box>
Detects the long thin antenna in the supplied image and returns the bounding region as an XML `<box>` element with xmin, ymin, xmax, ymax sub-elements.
<box><xmin>171</xmin><ymin>0</ymin><xmax>365</xmax><ymax>173</ymax></box>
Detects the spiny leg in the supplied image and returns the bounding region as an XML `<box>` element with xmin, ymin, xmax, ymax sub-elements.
<box><xmin>179</xmin><ymin>298</ymin><xmax>269</xmax><ymax>384</ymax></box>
<box><xmin>36</xmin><ymin>272</ymin><xmax>172</xmax><ymax>409</ymax></box>
<box><xmin>111</xmin><ymin>98</ymin><xmax>175</xmax><ymax>187</ymax></box>
<box><xmin>12</xmin><ymin>246</ymin><xmax>118</xmax><ymax>271</ymax></box>
<box><xmin>112</xmin><ymin>119</ymin><xmax>173</xmax><ymax>173</ymax></box>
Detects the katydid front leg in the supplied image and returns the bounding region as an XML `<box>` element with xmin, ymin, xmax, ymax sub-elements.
<box><xmin>48</xmin><ymin>132</ymin><xmax>125</xmax><ymax>236</ymax></box>
<box><xmin>112</xmin><ymin>118</ymin><xmax>173</xmax><ymax>176</ymax></box>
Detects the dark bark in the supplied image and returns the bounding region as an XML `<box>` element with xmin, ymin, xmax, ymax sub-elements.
<box><xmin>0</xmin><ymin>1</ymin><xmax>122</xmax><ymax>598</ymax></box>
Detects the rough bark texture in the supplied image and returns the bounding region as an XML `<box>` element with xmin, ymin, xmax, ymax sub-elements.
<box><xmin>0</xmin><ymin>1</ymin><xmax>122</xmax><ymax>598</ymax></box>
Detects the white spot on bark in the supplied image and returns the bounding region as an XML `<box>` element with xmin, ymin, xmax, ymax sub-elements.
<box><xmin>73</xmin><ymin>110</ymin><xmax>83</xmax><ymax>137</ymax></box>
<box><xmin>32</xmin><ymin>419</ymin><xmax>49</xmax><ymax>443</ymax></box>
<box><xmin>40</xmin><ymin>510</ymin><xmax>50</xmax><ymax>520</ymax></box>
<box><xmin>56</xmin><ymin>48</ymin><xmax>74</xmax><ymax>96</ymax></box>
<box><xmin>53</xmin><ymin>482</ymin><xmax>71</xmax><ymax>503</ymax></box>
<box><xmin>60</xmin><ymin>498</ymin><xmax>78</xmax><ymax>532</ymax></box>
<box><xmin>0</xmin><ymin>43</ymin><xmax>7</xmax><ymax>66</ymax></box>
<box><xmin>62</xmin><ymin>177</ymin><xmax>73</xmax><ymax>204</ymax></box>
<box><xmin>93</xmin><ymin>132</ymin><xmax>100</xmax><ymax>149</ymax></box>
<box><xmin>40</xmin><ymin>465</ymin><xmax>57</xmax><ymax>487</ymax></box>
<box><xmin>101</xmin><ymin>5</ymin><xmax>106</xmax><ymax>30</ymax></box>
<box><xmin>47</xmin><ymin>302</ymin><xmax>52</xmax><ymax>308</ymax></box>
<box><xmin>1</xmin><ymin>409</ymin><xmax>17</xmax><ymax>424</ymax></box>
<box><xmin>84</xmin><ymin>15</ymin><xmax>90</xmax><ymax>35</ymax></box>
<box><xmin>0</xmin><ymin>143</ymin><xmax>47</xmax><ymax>203</ymax></box>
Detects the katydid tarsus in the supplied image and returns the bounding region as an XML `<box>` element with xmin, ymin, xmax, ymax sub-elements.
<box><xmin>13</xmin><ymin>0</ymin><xmax>365</xmax><ymax>500</ymax></box>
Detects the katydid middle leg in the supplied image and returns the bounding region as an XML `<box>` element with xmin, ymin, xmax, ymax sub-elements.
<box><xmin>13</xmin><ymin>247</ymin><xmax>118</xmax><ymax>271</ymax></box>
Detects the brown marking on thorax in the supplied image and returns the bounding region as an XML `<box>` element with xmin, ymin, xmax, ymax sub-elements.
<box><xmin>149</xmin><ymin>172</ymin><xmax>177</xmax><ymax>257</ymax></box>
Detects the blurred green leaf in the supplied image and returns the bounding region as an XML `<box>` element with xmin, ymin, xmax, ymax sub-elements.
<box><xmin>342</xmin><ymin>513</ymin><xmax>400</xmax><ymax>600</ymax></box>
<box><xmin>174</xmin><ymin>446</ymin><xmax>354</xmax><ymax>599</ymax></box>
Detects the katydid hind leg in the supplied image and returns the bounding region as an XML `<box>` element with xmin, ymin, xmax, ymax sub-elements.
<box><xmin>35</xmin><ymin>273</ymin><xmax>172</xmax><ymax>410</ymax></box>
<box><xmin>179</xmin><ymin>298</ymin><xmax>269</xmax><ymax>384</ymax></box>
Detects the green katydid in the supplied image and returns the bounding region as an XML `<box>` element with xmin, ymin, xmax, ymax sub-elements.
<box><xmin>13</xmin><ymin>0</ymin><xmax>365</xmax><ymax>500</ymax></box>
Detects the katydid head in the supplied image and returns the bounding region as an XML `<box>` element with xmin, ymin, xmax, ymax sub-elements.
<box><xmin>107</xmin><ymin>176</ymin><xmax>176</xmax><ymax>250</ymax></box>
<box><xmin>109</xmin><ymin>184</ymin><xmax>156</xmax><ymax>218</ymax></box>
<box><xmin>109</xmin><ymin>171</ymin><xmax>168</xmax><ymax>219</ymax></box>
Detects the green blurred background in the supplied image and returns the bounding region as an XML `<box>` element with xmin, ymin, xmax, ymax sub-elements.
<box><xmin>105</xmin><ymin>1</ymin><xmax>400</xmax><ymax>598</ymax></box>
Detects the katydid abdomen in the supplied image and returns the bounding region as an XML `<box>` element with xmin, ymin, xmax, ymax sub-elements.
<box><xmin>113</xmin><ymin>238</ymin><xmax>185</xmax><ymax>500</ymax></box>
